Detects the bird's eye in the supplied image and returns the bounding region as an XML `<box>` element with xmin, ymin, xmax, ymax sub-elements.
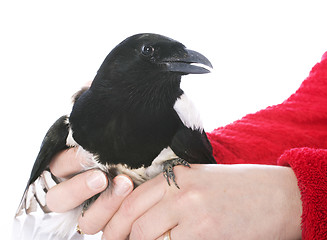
<box><xmin>141</xmin><ymin>45</ymin><xmax>154</xmax><ymax>57</ymax></box>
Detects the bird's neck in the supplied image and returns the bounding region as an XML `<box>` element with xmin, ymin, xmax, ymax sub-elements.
<box><xmin>91</xmin><ymin>73</ymin><xmax>183</xmax><ymax>111</ymax></box>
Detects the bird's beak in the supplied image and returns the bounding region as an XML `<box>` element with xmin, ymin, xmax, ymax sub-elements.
<box><xmin>162</xmin><ymin>49</ymin><xmax>213</xmax><ymax>74</ymax></box>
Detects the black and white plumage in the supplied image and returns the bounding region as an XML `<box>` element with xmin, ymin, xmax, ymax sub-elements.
<box><xmin>16</xmin><ymin>33</ymin><xmax>216</xmax><ymax>237</ymax></box>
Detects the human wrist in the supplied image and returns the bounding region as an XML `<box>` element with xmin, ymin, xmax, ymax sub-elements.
<box><xmin>278</xmin><ymin>167</ymin><xmax>302</xmax><ymax>239</ymax></box>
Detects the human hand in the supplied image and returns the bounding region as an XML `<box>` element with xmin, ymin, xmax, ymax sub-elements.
<box><xmin>101</xmin><ymin>164</ymin><xmax>302</xmax><ymax>240</ymax></box>
<box><xmin>45</xmin><ymin>147</ymin><xmax>134</xmax><ymax>234</ymax></box>
<box><xmin>45</xmin><ymin>80</ymin><xmax>134</xmax><ymax>235</ymax></box>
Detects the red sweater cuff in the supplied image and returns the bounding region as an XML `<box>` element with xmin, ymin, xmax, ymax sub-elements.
<box><xmin>278</xmin><ymin>148</ymin><xmax>327</xmax><ymax>240</ymax></box>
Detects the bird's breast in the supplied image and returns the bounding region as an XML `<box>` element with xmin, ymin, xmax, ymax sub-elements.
<box><xmin>70</xmin><ymin>105</ymin><xmax>180</xmax><ymax>169</ymax></box>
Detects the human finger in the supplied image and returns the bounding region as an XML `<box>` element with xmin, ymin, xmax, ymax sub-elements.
<box><xmin>77</xmin><ymin>175</ymin><xmax>134</xmax><ymax>235</ymax></box>
<box><xmin>102</xmin><ymin>174</ymin><xmax>167</xmax><ymax>240</ymax></box>
<box><xmin>49</xmin><ymin>147</ymin><xmax>85</xmax><ymax>178</ymax></box>
<box><xmin>46</xmin><ymin>169</ymin><xmax>108</xmax><ymax>212</ymax></box>
<box><xmin>129</xmin><ymin>195</ymin><xmax>179</xmax><ymax>240</ymax></box>
<box><xmin>155</xmin><ymin>225</ymin><xmax>185</xmax><ymax>240</ymax></box>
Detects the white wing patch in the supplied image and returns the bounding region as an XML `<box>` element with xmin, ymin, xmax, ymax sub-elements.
<box><xmin>173</xmin><ymin>93</ymin><xmax>203</xmax><ymax>130</ymax></box>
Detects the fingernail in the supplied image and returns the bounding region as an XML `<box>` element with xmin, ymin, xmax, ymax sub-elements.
<box><xmin>86</xmin><ymin>170</ymin><xmax>107</xmax><ymax>190</ymax></box>
<box><xmin>114</xmin><ymin>176</ymin><xmax>133</xmax><ymax>196</ymax></box>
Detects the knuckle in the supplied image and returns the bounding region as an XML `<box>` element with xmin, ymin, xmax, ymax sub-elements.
<box><xmin>103</xmin><ymin>223</ymin><xmax>121</xmax><ymax>240</ymax></box>
<box><xmin>175</xmin><ymin>188</ymin><xmax>202</xmax><ymax>207</ymax></box>
<box><xmin>78</xmin><ymin>219</ymin><xmax>98</xmax><ymax>235</ymax></box>
<box><xmin>119</xmin><ymin>196</ymin><xmax>136</xmax><ymax>218</ymax></box>
<box><xmin>130</xmin><ymin>220</ymin><xmax>146</xmax><ymax>240</ymax></box>
<box><xmin>45</xmin><ymin>187</ymin><xmax>63</xmax><ymax>212</ymax></box>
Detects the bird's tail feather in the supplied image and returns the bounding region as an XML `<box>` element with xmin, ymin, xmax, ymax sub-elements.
<box><xmin>15</xmin><ymin>169</ymin><xmax>84</xmax><ymax>239</ymax></box>
<box><xmin>35</xmin><ymin>207</ymin><xmax>82</xmax><ymax>239</ymax></box>
<box><xmin>13</xmin><ymin>207</ymin><xmax>83</xmax><ymax>240</ymax></box>
<box><xmin>15</xmin><ymin>171</ymin><xmax>56</xmax><ymax>217</ymax></box>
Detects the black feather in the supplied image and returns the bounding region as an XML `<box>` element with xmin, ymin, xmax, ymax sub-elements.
<box><xmin>27</xmin><ymin>115</ymin><xmax>69</xmax><ymax>186</ymax></box>
<box><xmin>16</xmin><ymin>115</ymin><xmax>69</xmax><ymax>215</ymax></box>
<box><xmin>17</xmin><ymin>33</ymin><xmax>215</xmax><ymax>220</ymax></box>
<box><xmin>170</xmin><ymin>126</ymin><xmax>216</xmax><ymax>164</ymax></box>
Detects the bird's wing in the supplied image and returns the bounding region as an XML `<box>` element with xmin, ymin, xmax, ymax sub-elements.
<box><xmin>170</xmin><ymin>126</ymin><xmax>216</xmax><ymax>164</ymax></box>
<box><xmin>171</xmin><ymin>93</ymin><xmax>216</xmax><ymax>164</ymax></box>
<box><xmin>16</xmin><ymin>115</ymin><xmax>70</xmax><ymax>216</ymax></box>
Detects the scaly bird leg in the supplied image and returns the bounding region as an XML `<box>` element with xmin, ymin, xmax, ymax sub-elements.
<box><xmin>163</xmin><ymin>158</ymin><xmax>191</xmax><ymax>189</ymax></box>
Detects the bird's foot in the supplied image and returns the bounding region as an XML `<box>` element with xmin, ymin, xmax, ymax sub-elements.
<box><xmin>163</xmin><ymin>158</ymin><xmax>191</xmax><ymax>189</ymax></box>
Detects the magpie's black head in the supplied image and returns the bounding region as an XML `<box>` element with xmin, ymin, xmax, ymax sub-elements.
<box><xmin>92</xmin><ymin>33</ymin><xmax>212</xmax><ymax>89</ymax></box>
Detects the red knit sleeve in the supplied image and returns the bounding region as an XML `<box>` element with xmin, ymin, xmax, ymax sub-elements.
<box><xmin>207</xmin><ymin>52</ymin><xmax>327</xmax><ymax>239</ymax></box>
<box><xmin>207</xmin><ymin>53</ymin><xmax>327</xmax><ymax>165</ymax></box>
<box><xmin>278</xmin><ymin>148</ymin><xmax>327</xmax><ymax>239</ymax></box>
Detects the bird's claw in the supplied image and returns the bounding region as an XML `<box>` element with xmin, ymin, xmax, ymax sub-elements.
<box><xmin>81</xmin><ymin>202</ymin><xmax>90</xmax><ymax>217</ymax></box>
<box><xmin>81</xmin><ymin>194</ymin><xmax>99</xmax><ymax>217</ymax></box>
<box><xmin>163</xmin><ymin>158</ymin><xmax>191</xmax><ymax>189</ymax></box>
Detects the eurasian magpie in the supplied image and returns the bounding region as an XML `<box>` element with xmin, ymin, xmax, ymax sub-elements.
<box><xmin>16</xmin><ymin>33</ymin><xmax>216</xmax><ymax>236</ymax></box>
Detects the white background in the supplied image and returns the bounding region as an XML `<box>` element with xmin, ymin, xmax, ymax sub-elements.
<box><xmin>1</xmin><ymin>0</ymin><xmax>327</xmax><ymax>239</ymax></box>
